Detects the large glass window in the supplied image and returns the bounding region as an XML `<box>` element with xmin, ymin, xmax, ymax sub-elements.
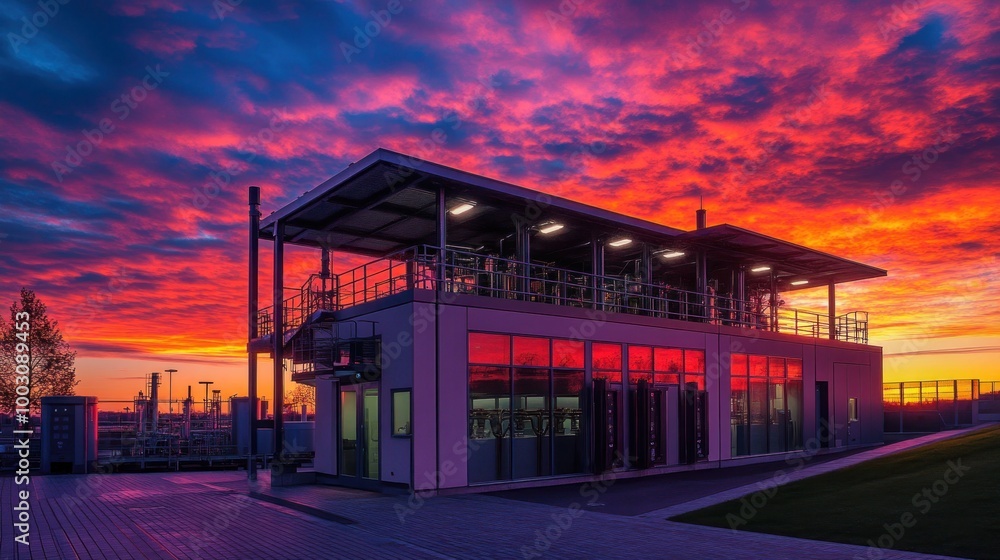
<box><xmin>684</xmin><ymin>349</ymin><xmax>706</xmax><ymax>390</ymax></box>
<box><xmin>654</xmin><ymin>347</ymin><xmax>682</xmax><ymax>385</ymax></box>
<box><xmin>732</xmin><ymin>353</ymin><xmax>804</xmax><ymax>457</ymax></box>
<box><xmin>628</xmin><ymin>345</ymin><xmax>653</xmax><ymax>384</ymax></box>
<box><xmin>730</xmin><ymin>353</ymin><xmax>749</xmax><ymax>456</ymax></box>
<box><xmin>513</xmin><ymin>367</ymin><xmax>550</xmax><ymax>479</ymax></box>
<box><xmin>468</xmin><ymin>365</ymin><xmax>511</xmax><ymax>482</ymax></box>
<box><xmin>514</xmin><ymin>336</ymin><xmax>550</xmax><ymax>367</ymax></box>
<box><xmin>392</xmin><ymin>390</ymin><xmax>411</xmax><ymax>437</ymax></box>
<box><xmin>470</xmin><ymin>332</ymin><xmax>510</xmax><ymax>365</ymax></box>
<box><xmin>553</xmin><ymin>339</ymin><xmax>584</xmax><ymax>368</ymax></box>
<box><xmin>553</xmin><ymin>368</ymin><xmax>585</xmax><ymax>475</ymax></box>
<box><xmin>468</xmin><ymin>333</ymin><xmax>586</xmax><ymax>482</ymax></box>
<box><xmin>592</xmin><ymin>343</ymin><xmax>622</xmax><ymax>383</ymax></box>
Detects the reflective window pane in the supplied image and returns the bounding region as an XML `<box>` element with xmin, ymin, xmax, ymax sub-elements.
<box><xmin>731</xmin><ymin>353</ymin><xmax>748</xmax><ymax>376</ymax></box>
<box><xmin>553</xmin><ymin>369</ymin><xmax>586</xmax><ymax>475</ymax></box>
<box><xmin>750</xmin><ymin>355</ymin><xmax>768</xmax><ymax>377</ymax></box>
<box><xmin>514</xmin><ymin>336</ymin><xmax>550</xmax><ymax>367</ymax></box>
<box><xmin>769</xmin><ymin>357</ymin><xmax>786</xmax><ymax>378</ymax></box>
<box><xmin>656</xmin><ymin>372</ymin><xmax>680</xmax><ymax>385</ymax></box>
<box><xmin>469</xmin><ymin>333</ymin><xmax>510</xmax><ymax>365</ymax></box>
<box><xmin>684</xmin><ymin>349</ymin><xmax>705</xmax><ymax>374</ymax></box>
<box><xmin>787</xmin><ymin>358</ymin><xmax>803</xmax><ymax>379</ymax></box>
<box><xmin>468</xmin><ymin>366</ymin><xmax>511</xmax><ymax>482</ymax></box>
<box><xmin>630</xmin><ymin>372</ymin><xmax>653</xmax><ymax>384</ymax></box>
<box><xmin>552</xmin><ymin>339</ymin><xmax>584</xmax><ymax>368</ymax></box>
<box><xmin>628</xmin><ymin>345</ymin><xmax>653</xmax><ymax>372</ymax></box>
<box><xmin>513</xmin><ymin>368</ymin><xmax>551</xmax><ymax>479</ymax></box>
<box><xmin>654</xmin><ymin>347</ymin><xmax>683</xmax><ymax>372</ymax></box>
<box><xmin>392</xmin><ymin>390</ymin><xmax>411</xmax><ymax>437</ymax></box>
<box><xmin>592</xmin><ymin>343</ymin><xmax>622</xmax><ymax>370</ymax></box>
<box><xmin>749</xmin><ymin>378</ymin><xmax>768</xmax><ymax>455</ymax></box>
<box><xmin>768</xmin><ymin>380</ymin><xmax>787</xmax><ymax>453</ymax></box>
<box><xmin>731</xmin><ymin>376</ymin><xmax>748</xmax><ymax>456</ymax></box>
<box><xmin>685</xmin><ymin>373</ymin><xmax>705</xmax><ymax>391</ymax></box>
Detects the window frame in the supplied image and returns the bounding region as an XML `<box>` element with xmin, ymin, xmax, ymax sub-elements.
<box><xmin>391</xmin><ymin>388</ymin><xmax>412</xmax><ymax>438</ymax></box>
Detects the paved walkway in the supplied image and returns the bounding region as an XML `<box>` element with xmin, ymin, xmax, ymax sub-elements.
<box><xmin>639</xmin><ymin>424</ymin><xmax>994</xmax><ymax>519</ymax></box>
<box><xmin>3</xmin><ymin>429</ymin><xmax>986</xmax><ymax>559</ymax></box>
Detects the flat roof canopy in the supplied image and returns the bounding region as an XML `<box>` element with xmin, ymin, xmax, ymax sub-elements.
<box><xmin>670</xmin><ymin>225</ymin><xmax>887</xmax><ymax>291</ymax></box>
<box><xmin>259</xmin><ymin>148</ymin><xmax>886</xmax><ymax>289</ymax></box>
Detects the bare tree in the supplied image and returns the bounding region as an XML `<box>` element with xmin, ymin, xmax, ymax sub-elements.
<box><xmin>284</xmin><ymin>383</ymin><xmax>316</xmax><ymax>415</ymax></box>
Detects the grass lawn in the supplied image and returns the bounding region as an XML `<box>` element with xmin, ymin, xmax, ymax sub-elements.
<box><xmin>673</xmin><ymin>425</ymin><xmax>1000</xmax><ymax>559</ymax></box>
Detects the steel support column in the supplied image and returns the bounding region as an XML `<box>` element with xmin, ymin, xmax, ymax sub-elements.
<box><xmin>828</xmin><ymin>282</ymin><xmax>837</xmax><ymax>341</ymax></box>
<box><xmin>769</xmin><ymin>271</ymin><xmax>778</xmax><ymax>332</ymax></box>
<box><xmin>248</xmin><ymin>186</ymin><xmax>260</xmax><ymax>480</ymax></box>
<box><xmin>436</xmin><ymin>187</ymin><xmax>447</xmax><ymax>290</ymax></box>
<box><xmin>736</xmin><ymin>266</ymin><xmax>746</xmax><ymax>327</ymax></box>
<box><xmin>591</xmin><ymin>235</ymin><xmax>604</xmax><ymax>310</ymax></box>
<box><xmin>272</xmin><ymin>219</ymin><xmax>285</xmax><ymax>465</ymax></box>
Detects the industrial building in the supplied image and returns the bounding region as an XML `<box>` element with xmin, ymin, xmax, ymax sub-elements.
<box><xmin>247</xmin><ymin>148</ymin><xmax>886</xmax><ymax>492</ymax></box>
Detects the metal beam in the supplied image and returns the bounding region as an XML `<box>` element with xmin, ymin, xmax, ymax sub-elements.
<box><xmin>272</xmin><ymin>219</ymin><xmax>285</xmax><ymax>467</ymax></box>
<box><xmin>436</xmin><ymin>186</ymin><xmax>447</xmax><ymax>288</ymax></box>
<box><xmin>248</xmin><ymin>186</ymin><xmax>260</xmax><ymax>480</ymax></box>
<box><xmin>828</xmin><ymin>282</ymin><xmax>837</xmax><ymax>341</ymax></box>
<box><xmin>591</xmin><ymin>235</ymin><xmax>604</xmax><ymax>309</ymax></box>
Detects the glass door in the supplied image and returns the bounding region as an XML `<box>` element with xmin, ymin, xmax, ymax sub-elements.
<box><xmin>340</xmin><ymin>383</ymin><xmax>379</xmax><ymax>481</ymax></box>
<box><xmin>362</xmin><ymin>385</ymin><xmax>379</xmax><ymax>479</ymax></box>
<box><xmin>340</xmin><ymin>388</ymin><xmax>357</xmax><ymax>477</ymax></box>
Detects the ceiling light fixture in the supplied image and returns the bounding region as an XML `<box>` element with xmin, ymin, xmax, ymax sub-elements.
<box><xmin>538</xmin><ymin>222</ymin><xmax>564</xmax><ymax>234</ymax></box>
<box><xmin>660</xmin><ymin>251</ymin><xmax>685</xmax><ymax>258</ymax></box>
<box><xmin>790</xmin><ymin>279</ymin><xmax>809</xmax><ymax>286</ymax></box>
<box><xmin>450</xmin><ymin>202</ymin><xmax>475</xmax><ymax>215</ymax></box>
<box><xmin>608</xmin><ymin>238</ymin><xmax>632</xmax><ymax>247</ymax></box>
<box><xmin>751</xmin><ymin>266</ymin><xmax>771</xmax><ymax>273</ymax></box>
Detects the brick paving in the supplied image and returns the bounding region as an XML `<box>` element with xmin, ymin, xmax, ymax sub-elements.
<box><xmin>3</xmin><ymin>429</ymin><xmax>986</xmax><ymax>560</ymax></box>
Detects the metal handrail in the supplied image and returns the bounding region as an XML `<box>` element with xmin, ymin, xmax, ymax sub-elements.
<box><xmin>255</xmin><ymin>244</ymin><xmax>871</xmax><ymax>344</ymax></box>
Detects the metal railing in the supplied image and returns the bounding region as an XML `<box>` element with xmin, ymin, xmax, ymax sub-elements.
<box><xmin>256</xmin><ymin>245</ymin><xmax>870</xmax><ymax>344</ymax></box>
<box><xmin>883</xmin><ymin>379</ymin><xmax>981</xmax><ymax>431</ymax></box>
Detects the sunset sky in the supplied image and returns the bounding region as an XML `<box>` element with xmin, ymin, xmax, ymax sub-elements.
<box><xmin>1</xmin><ymin>1</ymin><xmax>997</xmax><ymax>406</ymax></box>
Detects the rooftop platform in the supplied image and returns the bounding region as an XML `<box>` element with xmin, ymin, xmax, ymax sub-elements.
<box><xmin>253</xmin><ymin>149</ymin><xmax>886</xmax><ymax>351</ymax></box>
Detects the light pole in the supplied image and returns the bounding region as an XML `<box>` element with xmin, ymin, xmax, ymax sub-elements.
<box><xmin>165</xmin><ymin>368</ymin><xmax>178</xmax><ymax>417</ymax></box>
<box><xmin>199</xmin><ymin>381</ymin><xmax>214</xmax><ymax>416</ymax></box>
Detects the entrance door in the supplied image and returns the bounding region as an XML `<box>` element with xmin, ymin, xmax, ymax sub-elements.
<box><xmin>340</xmin><ymin>383</ymin><xmax>379</xmax><ymax>481</ymax></box>
<box><xmin>816</xmin><ymin>381</ymin><xmax>830</xmax><ymax>448</ymax></box>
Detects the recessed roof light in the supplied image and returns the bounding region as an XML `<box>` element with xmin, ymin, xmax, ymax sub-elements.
<box><xmin>608</xmin><ymin>238</ymin><xmax>632</xmax><ymax>247</ymax></box>
<box><xmin>751</xmin><ymin>266</ymin><xmax>771</xmax><ymax>273</ymax></box>
<box><xmin>790</xmin><ymin>280</ymin><xmax>809</xmax><ymax>286</ymax></box>
<box><xmin>660</xmin><ymin>251</ymin><xmax>685</xmax><ymax>258</ymax></box>
<box><xmin>539</xmin><ymin>223</ymin><xmax>564</xmax><ymax>234</ymax></box>
<box><xmin>450</xmin><ymin>202</ymin><xmax>475</xmax><ymax>215</ymax></box>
